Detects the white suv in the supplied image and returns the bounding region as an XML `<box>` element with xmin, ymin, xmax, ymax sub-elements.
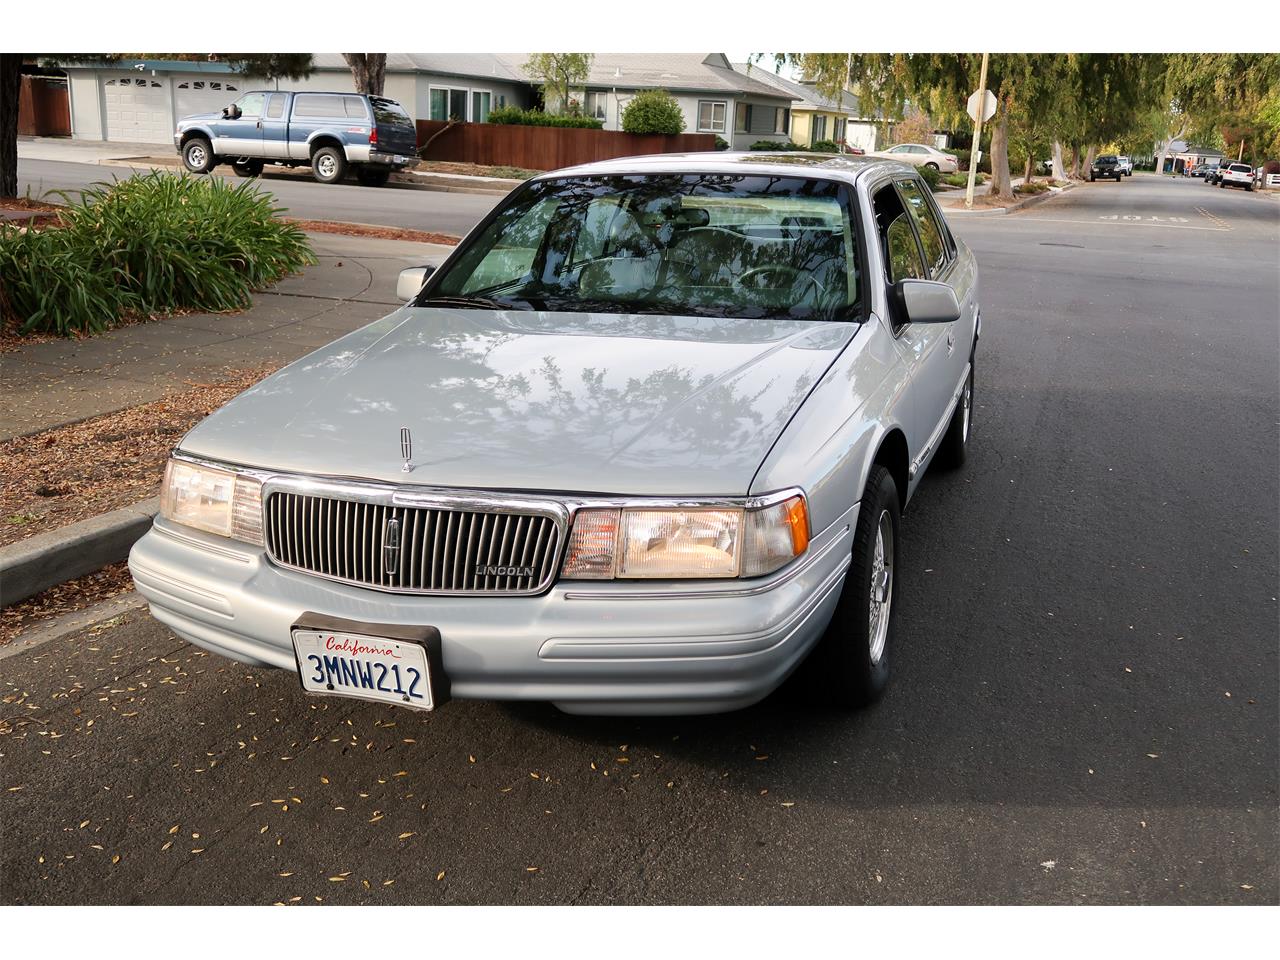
<box><xmin>1117</xmin><ymin>156</ymin><xmax>1134</xmax><ymax>176</ymax></box>
<box><xmin>1220</xmin><ymin>163</ymin><xmax>1255</xmax><ymax>191</ymax></box>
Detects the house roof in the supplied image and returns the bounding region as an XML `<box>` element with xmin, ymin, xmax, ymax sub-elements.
<box><xmin>550</xmin><ymin>53</ymin><xmax>795</xmax><ymax>100</ymax></box>
<box><xmin>309</xmin><ymin>53</ymin><xmax>529</xmax><ymax>83</ymax></box>
<box><xmin>730</xmin><ymin>62</ymin><xmax>869</xmax><ymax>117</ymax></box>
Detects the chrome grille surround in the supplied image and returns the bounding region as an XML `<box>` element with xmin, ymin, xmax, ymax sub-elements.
<box><xmin>260</xmin><ymin>473</ymin><xmax>568</xmax><ymax>597</ymax></box>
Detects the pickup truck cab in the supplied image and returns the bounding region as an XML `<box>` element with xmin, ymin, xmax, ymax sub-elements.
<box><xmin>175</xmin><ymin>91</ymin><xmax>418</xmax><ymax>186</ymax></box>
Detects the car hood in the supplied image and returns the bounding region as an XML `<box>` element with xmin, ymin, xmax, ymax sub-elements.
<box><xmin>177</xmin><ymin>112</ymin><xmax>221</xmax><ymax>126</ymax></box>
<box><xmin>180</xmin><ymin>308</ymin><xmax>857</xmax><ymax>496</ymax></box>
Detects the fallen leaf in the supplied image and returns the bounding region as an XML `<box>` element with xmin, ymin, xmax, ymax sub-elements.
<box><xmin>436</xmin><ymin>871</ymin><xmax>446</xmax><ymax>881</ymax></box>
<box><xmin>398</xmin><ymin>832</ymin><xmax>416</xmax><ymax>840</ymax></box>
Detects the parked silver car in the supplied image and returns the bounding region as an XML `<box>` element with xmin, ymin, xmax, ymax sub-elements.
<box><xmin>129</xmin><ymin>153</ymin><xmax>980</xmax><ymax>716</ymax></box>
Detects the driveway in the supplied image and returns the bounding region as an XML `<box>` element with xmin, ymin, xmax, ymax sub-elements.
<box><xmin>1</xmin><ymin>174</ymin><xmax>1276</xmax><ymax>906</ymax></box>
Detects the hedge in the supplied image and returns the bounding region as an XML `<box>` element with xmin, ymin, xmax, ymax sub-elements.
<box><xmin>486</xmin><ymin>107</ymin><xmax>603</xmax><ymax>129</ymax></box>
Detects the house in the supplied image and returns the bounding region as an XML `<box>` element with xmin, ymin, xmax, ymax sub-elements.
<box><xmin>544</xmin><ymin>54</ymin><xmax>797</xmax><ymax>150</ymax></box>
<box><xmin>730</xmin><ymin>63</ymin><xmax>885</xmax><ymax>152</ymax></box>
<box><xmin>56</xmin><ymin>53</ymin><xmax>794</xmax><ymax>150</ymax></box>
<box><xmin>58</xmin><ymin>55</ymin><xmax>534</xmax><ymax>145</ymax></box>
<box><xmin>1168</xmin><ymin>141</ymin><xmax>1225</xmax><ymax>174</ymax></box>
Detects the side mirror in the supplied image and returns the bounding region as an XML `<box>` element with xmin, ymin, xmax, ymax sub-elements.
<box><xmin>221</xmin><ymin>104</ymin><xmax>241</xmax><ymax>120</ymax></box>
<box><xmin>893</xmin><ymin>278</ymin><xmax>961</xmax><ymax>325</ymax></box>
<box><xmin>397</xmin><ymin>265</ymin><xmax>436</xmax><ymax>302</ymax></box>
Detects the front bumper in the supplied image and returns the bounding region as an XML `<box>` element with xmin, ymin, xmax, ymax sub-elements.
<box><xmin>128</xmin><ymin>508</ymin><xmax>855</xmax><ymax>715</ymax></box>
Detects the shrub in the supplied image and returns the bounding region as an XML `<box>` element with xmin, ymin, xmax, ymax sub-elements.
<box><xmin>714</xmin><ymin>135</ymin><xmax>730</xmax><ymax>151</ymax></box>
<box><xmin>621</xmin><ymin>89</ymin><xmax>685</xmax><ymax>135</ymax></box>
<box><xmin>486</xmin><ymin>106</ymin><xmax>603</xmax><ymax>129</ymax></box>
<box><xmin>1015</xmin><ymin>181</ymin><xmax>1050</xmax><ymax>195</ymax></box>
<box><xmin>810</xmin><ymin>139</ymin><xmax>840</xmax><ymax>153</ymax></box>
<box><xmin>749</xmin><ymin>139</ymin><xmax>798</xmax><ymax>151</ymax></box>
<box><xmin>0</xmin><ymin>172</ymin><xmax>315</xmax><ymax>337</ymax></box>
<box><xmin>916</xmin><ymin>164</ymin><xmax>941</xmax><ymax>191</ymax></box>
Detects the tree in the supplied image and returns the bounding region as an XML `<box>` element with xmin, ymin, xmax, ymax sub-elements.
<box><xmin>892</xmin><ymin>107</ymin><xmax>934</xmax><ymax>146</ymax></box>
<box><xmin>1</xmin><ymin>54</ymin><xmax>313</xmax><ymax>199</ymax></box>
<box><xmin>523</xmin><ymin>54</ymin><xmax>593</xmax><ymax>114</ymax></box>
<box><xmin>342</xmin><ymin>54</ymin><xmax>387</xmax><ymax>96</ymax></box>
<box><xmin>621</xmin><ymin>89</ymin><xmax>685</xmax><ymax>135</ymax></box>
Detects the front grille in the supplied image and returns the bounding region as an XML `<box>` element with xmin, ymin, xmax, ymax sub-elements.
<box><xmin>265</xmin><ymin>492</ymin><xmax>562</xmax><ymax>595</ymax></box>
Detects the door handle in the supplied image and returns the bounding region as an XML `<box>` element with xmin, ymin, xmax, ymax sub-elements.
<box><xmin>256</xmin><ymin>120</ymin><xmax>262</xmax><ymax>129</ymax></box>
<box><xmin>946</xmin><ymin>330</ymin><xmax>956</xmax><ymax>355</ymax></box>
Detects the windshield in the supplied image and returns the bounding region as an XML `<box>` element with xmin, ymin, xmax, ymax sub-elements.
<box><xmin>427</xmin><ymin>173</ymin><xmax>860</xmax><ymax>321</ymax></box>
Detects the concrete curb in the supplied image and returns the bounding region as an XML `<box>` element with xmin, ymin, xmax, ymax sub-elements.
<box><xmin>0</xmin><ymin>498</ymin><xmax>158</xmax><ymax>608</ymax></box>
<box><xmin>0</xmin><ymin>592</ymin><xmax>148</xmax><ymax>662</ymax></box>
<box><xmin>939</xmin><ymin>184</ymin><xmax>1074</xmax><ymax>217</ymax></box>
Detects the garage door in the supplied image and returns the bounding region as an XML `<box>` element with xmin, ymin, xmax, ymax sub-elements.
<box><xmin>101</xmin><ymin>75</ymin><xmax>171</xmax><ymax>143</ymax></box>
<box><xmin>174</xmin><ymin>76</ymin><xmax>245</xmax><ymax>120</ymax></box>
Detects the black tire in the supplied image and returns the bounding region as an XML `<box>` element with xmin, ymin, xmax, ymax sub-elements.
<box><xmin>232</xmin><ymin>159</ymin><xmax>263</xmax><ymax>178</ymax></box>
<box><xmin>182</xmin><ymin>137</ymin><xmax>215</xmax><ymax>174</ymax></box>
<box><xmin>805</xmin><ymin>464</ymin><xmax>901</xmax><ymax>708</ymax></box>
<box><xmin>1089</xmin><ymin>174</ymin><xmax>1095</xmax><ymax>182</ymax></box>
<box><xmin>925</xmin><ymin>161</ymin><xmax>939</xmax><ymax>171</ymax></box>
<box><xmin>1115</xmin><ymin>173</ymin><xmax>1121</xmax><ymax>181</ymax></box>
<box><xmin>311</xmin><ymin>146</ymin><xmax>347</xmax><ymax>184</ymax></box>
<box><xmin>356</xmin><ymin>167</ymin><xmax>391</xmax><ymax>187</ymax></box>
<box><xmin>1246</xmin><ymin>184</ymin><xmax>1253</xmax><ymax>192</ymax></box>
<box><xmin>1219</xmin><ymin>181</ymin><xmax>1225</xmax><ymax>188</ymax></box>
<box><xmin>936</xmin><ymin>359</ymin><xmax>974</xmax><ymax>469</ymax></box>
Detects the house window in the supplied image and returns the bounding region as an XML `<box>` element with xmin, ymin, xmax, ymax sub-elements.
<box><xmin>472</xmin><ymin>90</ymin><xmax>492</xmax><ymax>123</ymax></box>
<box><xmin>697</xmin><ymin>100</ymin><xmax>726</xmax><ymax>133</ymax></box>
<box><xmin>734</xmin><ymin>102</ymin><xmax>752</xmax><ymax>133</ymax></box>
<box><xmin>430</xmin><ymin>87</ymin><xmax>469</xmax><ymax>122</ymax></box>
<box><xmin>834</xmin><ymin>117</ymin><xmax>847</xmax><ymax>143</ymax></box>
<box><xmin>584</xmin><ymin>91</ymin><xmax>607</xmax><ymax>121</ymax></box>
<box><xmin>811</xmin><ymin>115</ymin><xmax>828</xmax><ymax>145</ymax></box>
<box><xmin>775</xmin><ymin>107</ymin><xmax>789</xmax><ymax>135</ymax></box>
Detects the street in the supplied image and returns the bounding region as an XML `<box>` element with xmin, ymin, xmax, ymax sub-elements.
<box><xmin>16</xmin><ymin>156</ymin><xmax>503</xmax><ymax>237</ymax></box>
<box><xmin>1</xmin><ymin>174</ymin><xmax>1276</xmax><ymax>905</ymax></box>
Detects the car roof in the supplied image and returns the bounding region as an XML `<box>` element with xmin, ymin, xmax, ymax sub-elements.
<box><xmin>536</xmin><ymin>151</ymin><xmax>915</xmax><ymax>187</ymax></box>
<box><xmin>246</xmin><ymin>90</ymin><xmax>374</xmax><ymax>97</ymax></box>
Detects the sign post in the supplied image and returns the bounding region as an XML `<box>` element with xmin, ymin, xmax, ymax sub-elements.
<box><xmin>964</xmin><ymin>53</ymin><xmax>993</xmax><ymax>210</ymax></box>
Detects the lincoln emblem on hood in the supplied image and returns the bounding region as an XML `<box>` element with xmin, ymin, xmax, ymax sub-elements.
<box><xmin>400</xmin><ymin>427</ymin><xmax>412</xmax><ymax>473</ymax></box>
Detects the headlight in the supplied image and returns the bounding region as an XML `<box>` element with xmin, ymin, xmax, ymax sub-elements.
<box><xmin>160</xmin><ymin>458</ymin><xmax>263</xmax><ymax>545</ymax></box>
<box><xmin>561</xmin><ymin>493</ymin><xmax>809</xmax><ymax>580</ymax></box>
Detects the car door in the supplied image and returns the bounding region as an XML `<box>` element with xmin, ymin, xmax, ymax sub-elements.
<box><xmin>212</xmin><ymin>91</ymin><xmax>267</xmax><ymax>157</ymax></box>
<box><xmin>259</xmin><ymin>93</ymin><xmax>290</xmax><ymax>159</ymax></box>
<box><xmin>896</xmin><ymin>176</ymin><xmax>975</xmax><ymax>462</ymax></box>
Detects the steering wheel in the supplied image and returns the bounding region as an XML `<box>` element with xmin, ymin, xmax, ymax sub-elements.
<box><xmin>736</xmin><ymin>264</ymin><xmax>819</xmax><ymax>297</ymax></box>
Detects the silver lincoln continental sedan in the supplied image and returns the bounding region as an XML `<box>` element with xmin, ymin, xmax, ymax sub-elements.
<box><xmin>128</xmin><ymin>152</ymin><xmax>980</xmax><ymax>716</ymax></box>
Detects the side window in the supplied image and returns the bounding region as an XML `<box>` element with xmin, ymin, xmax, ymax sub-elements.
<box><xmin>293</xmin><ymin>94</ymin><xmax>344</xmax><ymax>118</ymax></box>
<box><xmin>343</xmin><ymin>96</ymin><xmax>368</xmax><ymax>120</ymax></box>
<box><xmin>896</xmin><ymin>179</ymin><xmax>948</xmax><ymax>276</ymax></box>
<box><xmin>872</xmin><ymin>183</ymin><xmax>926</xmax><ymax>285</ymax></box>
<box><xmin>265</xmin><ymin>94</ymin><xmax>286</xmax><ymax>119</ymax></box>
<box><xmin>234</xmin><ymin>92</ymin><xmax>266</xmax><ymax>118</ymax></box>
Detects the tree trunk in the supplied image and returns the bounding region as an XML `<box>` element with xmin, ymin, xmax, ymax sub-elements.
<box><xmin>987</xmin><ymin>108</ymin><xmax>1013</xmax><ymax>201</ymax></box>
<box><xmin>1052</xmin><ymin>140</ymin><xmax>1068</xmax><ymax>183</ymax></box>
<box><xmin>0</xmin><ymin>54</ymin><xmax>22</xmax><ymax>200</ymax></box>
<box><xmin>341</xmin><ymin>54</ymin><xmax>386</xmax><ymax>96</ymax></box>
<box><xmin>1068</xmin><ymin>145</ymin><xmax>1082</xmax><ymax>179</ymax></box>
<box><xmin>1023</xmin><ymin>152</ymin><xmax>1034</xmax><ymax>185</ymax></box>
<box><xmin>1083</xmin><ymin>145</ymin><xmax>1098</xmax><ymax>178</ymax></box>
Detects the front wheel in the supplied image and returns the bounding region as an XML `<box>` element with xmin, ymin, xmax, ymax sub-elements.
<box><xmin>925</xmin><ymin>162</ymin><xmax>939</xmax><ymax>171</ymax></box>
<box><xmin>182</xmin><ymin>137</ymin><xmax>214</xmax><ymax>174</ymax></box>
<box><xmin>311</xmin><ymin>146</ymin><xmax>347</xmax><ymax>184</ymax></box>
<box><xmin>232</xmin><ymin>159</ymin><xmax>263</xmax><ymax>178</ymax></box>
<box><xmin>805</xmin><ymin>464</ymin><xmax>901</xmax><ymax>708</ymax></box>
<box><xmin>1089</xmin><ymin>174</ymin><xmax>1096</xmax><ymax>182</ymax></box>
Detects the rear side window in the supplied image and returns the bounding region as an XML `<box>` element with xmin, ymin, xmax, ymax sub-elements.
<box><xmin>896</xmin><ymin>179</ymin><xmax>948</xmax><ymax>276</ymax></box>
<box><xmin>370</xmin><ymin>97</ymin><xmax>412</xmax><ymax>126</ymax></box>
<box><xmin>343</xmin><ymin>96</ymin><xmax>368</xmax><ymax>119</ymax></box>
<box><xmin>292</xmin><ymin>94</ymin><xmax>345</xmax><ymax>118</ymax></box>
<box><xmin>265</xmin><ymin>94</ymin><xmax>285</xmax><ymax>119</ymax></box>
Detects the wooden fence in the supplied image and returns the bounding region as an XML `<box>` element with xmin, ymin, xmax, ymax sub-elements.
<box><xmin>415</xmin><ymin>120</ymin><xmax>717</xmax><ymax>171</ymax></box>
<box><xmin>18</xmin><ymin>76</ymin><xmax>71</xmax><ymax>138</ymax></box>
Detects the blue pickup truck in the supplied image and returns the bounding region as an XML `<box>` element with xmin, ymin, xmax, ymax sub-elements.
<box><xmin>174</xmin><ymin>90</ymin><xmax>419</xmax><ymax>187</ymax></box>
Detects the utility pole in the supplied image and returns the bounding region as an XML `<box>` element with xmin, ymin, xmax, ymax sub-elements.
<box><xmin>965</xmin><ymin>52</ymin><xmax>990</xmax><ymax>211</ymax></box>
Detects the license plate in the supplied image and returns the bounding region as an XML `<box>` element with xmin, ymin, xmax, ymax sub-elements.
<box><xmin>292</xmin><ymin>629</ymin><xmax>434</xmax><ymax>711</ymax></box>
<box><xmin>394</xmin><ymin>155</ymin><xmax>407</xmax><ymax>163</ymax></box>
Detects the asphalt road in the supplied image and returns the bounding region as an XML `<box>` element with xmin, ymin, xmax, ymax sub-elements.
<box><xmin>1</xmin><ymin>174</ymin><xmax>1276</xmax><ymax>906</ymax></box>
<box><xmin>16</xmin><ymin>157</ymin><xmax>503</xmax><ymax>237</ymax></box>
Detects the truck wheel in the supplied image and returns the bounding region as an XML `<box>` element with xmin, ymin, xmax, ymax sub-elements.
<box><xmin>311</xmin><ymin>146</ymin><xmax>347</xmax><ymax>184</ymax></box>
<box><xmin>937</xmin><ymin>359</ymin><xmax>974</xmax><ymax>468</ymax></box>
<box><xmin>356</xmin><ymin>167</ymin><xmax>391</xmax><ymax>187</ymax></box>
<box><xmin>805</xmin><ymin>464</ymin><xmax>900</xmax><ymax>708</ymax></box>
<box><xmin>1089</xmin><ymin>173</ymin><xmax>1095</xmax><ymax>182</ymax></box>
<box><xmin>182</xmin><ymin>137</ymin><xmax>215</xmax><ymax>174</ymax></box>
<box><xmin>232</xmin><ymin>159</ymin><xmax>263</xmax><ymax>178</ymax></box>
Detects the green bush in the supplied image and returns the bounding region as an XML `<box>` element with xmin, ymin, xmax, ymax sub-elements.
<box><xmin>621</xmin><ymin>89</ymin><xmax>685</xmax><ymax>135</ymax></box>
<box><xmin>810</xmin><ymin>139</ymin><xmax>840</xmax><ymax>153</ymax></box>
<box><xmin>714</xmin><ymin>135</ymin><xmax>730</xmax><ymax>151</ymax></box>
<box><xmin>916</xmin><ymin>164</ymin><xmax>941</xmax><ymax>190</ymax></box>
<box><xmin>486</xmin><ymin>106</ymin><xmax>604</xmax><ymax>129</ymax></box>
<box><xmin>0</xmin><ymin>172</ymin><xmax>315</xmax><ymax>337</ymax></box>
<box><xmin>749</xmin><ymin>139</ymin><xmax>799</xmax><ymax>151</ymax></box>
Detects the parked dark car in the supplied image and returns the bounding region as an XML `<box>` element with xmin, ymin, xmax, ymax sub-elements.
<box><xmin>175</xmin><ymin>91</ymin><xmax>419</xmax><ymax>186</ymax></box>
<box><xmin>1205</xmin><ymin>162</ymin><xmax>1232</xmax><ymax>185</ymax></box>
<box><xmin>1089</xmin><ymin>155</ymin><xmax>1123</xmax><ymax>182</ymax></box>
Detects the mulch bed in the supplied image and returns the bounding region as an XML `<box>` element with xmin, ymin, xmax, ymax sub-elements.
<box><xmin>1</xmin><ymin>366</ymin><xmax>280</xmax><ymax>549</ymax></box>
<box><xmin>285</xmin><ymin>219</ymin><xmax>459</xmax><ymax>245</ymax></box>
<box><xmin>0</xmin><ymin>561</ymin><xmax>134</xmax><ymax>647</ymax></box>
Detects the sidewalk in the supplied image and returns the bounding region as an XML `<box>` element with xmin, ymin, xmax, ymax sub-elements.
<box><xmin>0</xmin><ymin>232</ymin><xmax>453</xmax><ymax>440</ymax></box>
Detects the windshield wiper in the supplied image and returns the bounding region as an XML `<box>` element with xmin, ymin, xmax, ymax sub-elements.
<box><xmin>416</xmin><ymin>294</ymin><xmax>514</xmax><ymax>310</ymax></box>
